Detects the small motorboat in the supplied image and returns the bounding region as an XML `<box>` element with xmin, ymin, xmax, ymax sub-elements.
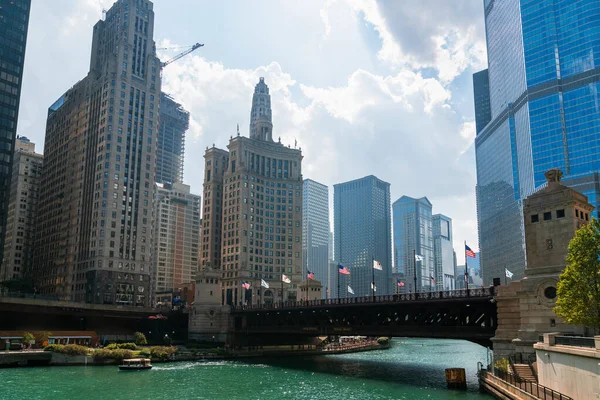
<box><xmin>119</xmin><ymin>358</ymin><xmax>153</xmax><ymax>371</ymax></box>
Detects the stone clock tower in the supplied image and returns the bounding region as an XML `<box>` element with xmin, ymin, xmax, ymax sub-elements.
<box><xmin>493</xmin><ymin>169</ymin><xmax>593</xmax><ymax>357</ymax></box>
<box><xmin>515</xmin><ymin>169</ymin><xmax>593</xmax><ymax>353</ymax></box>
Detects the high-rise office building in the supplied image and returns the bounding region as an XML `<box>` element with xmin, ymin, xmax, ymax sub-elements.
<box><xmin>334</xmin><ymin>175</ymin><xmax>391</xmax><ymax>297</ymax></box>
<box><xmin>0</xmin><ymin>0</ymin><xmax>31</xmax><ymax>274</ymax></box>
<box><xmin>302</xmin><ymin>179</ymin><xmax>329</xmax><ymax>298</ymax></box>
<box><xmin>432</xmin><ymin>214</ymin><xmax>455</xmax><ymax>290</ymax></box>
<box><xmin>199</xmin><ymin>78</ymin><xmax>303</xmax><ymax>306</ymax></box>
<box><xmin>153</xmin><ymin>182</ymin><xmax>200</xmax><ymax>294</ymax></box>
<box><xmin>34</xmin><ymin>0</ymin><xmax>160</xmax><ymax>305</ymax></box>
<box><xmin>455</xmin><ymin>252</ymin><xmax>482</xmax><ymax>289</ymax></box>
<box><xmin>0</xmin><ymin>137</ymin><xmax>42</xmax><ymax>284</ymax></box>
<box><xmin>156</xmin><ymin>93</ymin><xmax>188</xmax><ymax>185</ymax></box>
<box><xmin>475</xmin><ymin>0</ymin><xmax>600</xmax><ymax>284</ymax></box>
<box><xmin>392</xmin><ymin>196</ymin><xmax>434</xmax><ymax>292</ymax></box>
<box><xmin>473</xmin><ymin>69</ymin><xmax>491</xmax><ymax>134</ymax></box>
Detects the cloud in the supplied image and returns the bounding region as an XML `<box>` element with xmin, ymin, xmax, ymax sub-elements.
<box><xmin>321</xmin><ymin>0</ymin><xmax>487</xmax><ymax>83</ymax></box>
<box><xmin>161</xmin><ymin>51</ymin><xmax>477</xmax><ymax>261</ymax></box>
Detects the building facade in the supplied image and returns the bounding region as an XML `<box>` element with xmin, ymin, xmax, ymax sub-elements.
<box><xmin>153</xmin><ymin>182</ymin><xmax>200</xmax><ymax>294</ymax></box>
<box><xmin>334</xmin><ymin>175</ymin><xmax>391</xmax><ymax>297</ymax></box>
<box><xmin>432</xmin><ymin>214</ymin><xmax>455</xmax><ymax>290</ymax></box>
<box><xmin>0</xmin><ymin>137</ymin><xmax>42</xmax><ymax>283</ymax></box>
<box><xmin>473</xmin><ymin>69</ymin><xmax>491</xmax><ymax>135</ymax></box>
<box><xmin>302</xmin><ymin>179</ymin><xmax>329</xmax><ymax>298</ymax></box>
<box><xmin>392</xmin><ymin>196</ymin><xmax>434</xmax><ymax>292</ymax></box>
<box><xmin>34</xmin><ymin>0</ymin><xmax>160</xmax><ymax>305</ymax></box>
<box><xmin>0</xmin><ymin>0</ymin><xmax>31</xmax><ymax>273</ymax></box>
<box><xmin>475</xmin><ymin>0</ymin><xmax>600</xmax><ymax>285</ymax></box>
<box><xmin>199</xmin><ymin>78</ymin><xmax>303</xmax><ymax>306</ymax></box>
<box><xmin>156</xmin><ymin>92</ymin><xmax>188</xmax><ymax>185</ymax></box>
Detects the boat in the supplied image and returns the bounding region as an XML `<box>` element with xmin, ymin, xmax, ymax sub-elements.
<box><xmin>118</xmin><ymin>358</ymin><xmax>153</xmax><ymax>371</ymax></box>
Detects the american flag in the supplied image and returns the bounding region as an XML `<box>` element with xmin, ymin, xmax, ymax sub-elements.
<box><xmin>430</xmin><ymin>275</ymin><xmax>435</xmax><ymax>284</ymax></box>
<box><xmin>307</xmin><ymin>270</ymin><xmax>315</xmax><ymax>280</ymax></box>
<box><xmin>465</xmin><ymin>244</ymin><xmax>476</xmax><ymax>258</ymax></box>
<box><xmin>339</xmin><ymin>265</ymin><xmax>350</xmax><ymax>275</ymax></box>
<box><xmin>397</xmin><ymin>280</ymin><xmax>405</xmax><ymax>287</ymax></box>
<box><xmin>241</xmin><ymin>281</ymin><xmax>250</xmax><ymax>290</ymax></box>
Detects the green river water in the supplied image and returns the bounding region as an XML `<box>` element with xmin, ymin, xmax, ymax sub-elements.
<box><xmin>0</xmin><ymin>338</ymin><xmax>492</xmax><ymax>400</ymax></box>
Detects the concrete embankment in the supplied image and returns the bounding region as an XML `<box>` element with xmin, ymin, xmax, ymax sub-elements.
<box><xmin>0</xmin><ymin>342</ymin><xmax>389</xmax><ymax>368</ymax></box>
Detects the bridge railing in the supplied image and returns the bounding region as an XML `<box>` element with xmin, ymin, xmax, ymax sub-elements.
<box><xmin>232</xmin><ymin>286</ymin><xmax>497</xmax><ymax>312</ymax></box>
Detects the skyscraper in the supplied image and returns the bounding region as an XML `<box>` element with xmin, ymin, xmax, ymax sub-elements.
<box><xmin>0</xmin><ymin>137</ymin><xmax>42</xmax><ymax>284</ymax></box>
<box><xmin>153</xmin><ymin>182</ymin><xmax>200</xmax><ymax>295</ymax></box>
<box><xmin>156</xmin><ymin>93</ymin><xmax>189</xmax><ymax>185</ymax></box>
<box><xmin>392</xmin><ymin>196</ymin><xmax>433</xmax><ymax>292</ymax></box>
<box><xmin>199</xmin><ymin>78</ymin><xmax>303</xmax><ymax>306</ymax></box>
<box><xmin>334</xmin><ymin>175</ymin><xmax>391</xmax><ymax>297</ymax></box>
<box><xmin>302</xmin><ymin>179</ymin><xmax>329</xmax><ymax>298</ymax></box>
<box><xmin>475</xmin><ymin>0</ymin><xmax>600</xmax><ymax>284</ymax></box>
<box><xmin>34</xmin><ymin>0</ymin><xmax>160</xmax><ymax>305</ymax></box>
<box><xmin>432</xmin><ymin>214</ymin><xmax>455</xmax><ymax>290</ymax></box>
<box><xmin>472</xmin><ymin>69</ymin><xmax>491</xmax><ymax>134</ymax></box>
<box><xmin>0</xmin><ymin>0</ymin><xmax>31</xmax><ymax>275</ymax></box>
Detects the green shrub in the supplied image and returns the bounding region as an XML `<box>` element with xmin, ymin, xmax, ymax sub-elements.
<box><xmin>43</xmin><ymin>344</ymin><xmax>88</xmax><ymax>356</ymax></box>
<box><xmin>138</xmin><ymin>349</ymin><xmax>151</xmax><ymax>357</ymax></box>
<box><xmin>117</xmin><ymin>342</ymin><xmax>137</xmax><ymax>350</ymax></box>
<box><xmin>149</xmin><ymin>346</ymin><xmax>178</xmax><ymax>361</ymax></box>
<box><xmin>61</xmin><ymin>344</ymin><xmax>89</xmax><ymax>356</ymax></box>
<box><xmin>134</xmin><ymin>332</ymin><xmax>148</xmax><ymax>346</ymax></box>
<box><xmin>106</xmin><ymin>343</ymin><xmax>118</xmax><ymax>350</ymax></box>
<box><xmin>377</xmin><ymin>337</ymin><xmax>390</xmax><ymax>345</ymax></box>
<box><xmin>494</xmin><ymin>358</ymin><xmax>509</xmax><ymax>372</ymax></box>
<box><xmin>44</xmin><ymin>344</ymin><xmax>65</xmax><ymax>353</ymax></box>
<box><xmin>92</xmin><ymin>348</ymin><xmax>133</xmax><ymax>361</ymax></box>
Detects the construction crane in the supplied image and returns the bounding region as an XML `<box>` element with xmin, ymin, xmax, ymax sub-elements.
<box><xmin>160</xmin><ymin>43</ymin><xmax>204</xmax><ymax>68</ymax></box>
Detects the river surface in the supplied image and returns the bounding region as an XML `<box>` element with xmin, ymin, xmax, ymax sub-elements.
<box><xmin>0</xmin><ymin>338</ymin><xmax>492</xmax><ymax>399</ymax></box>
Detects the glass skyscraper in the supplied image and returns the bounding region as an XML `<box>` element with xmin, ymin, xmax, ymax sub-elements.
<box><xmin>475</xmin><ymin>0</ymin><xmax>600</xmax><ymax>284</ymax></box>
<box><xmin>334</xmin><ymin>175</ymin><xmax>391</xmax><ymax>297</ymax></box>
<box><xmin>0</xmin><ymin>0</ymin><xmax>30</xmax><ymax>277</ymax></box>
<box><xmin>473</xmin><ymin>69</ymin><xmax>492</xmax><ymax>135</ymax></box>
<box><xmin>432</xmin><ymin>214</ymin><xmax>455</xmax><ymax>291</ymax></box>
<box><xmin>156</xmin><ymin>93</ymin><xmax>189</xmax><ymax>185</ymax></box>
<box><xmin>302</xmin><ymin>179</ymin><xmax>329</xmax><ymax>298</ymax></box>
<box><xmin>392</xmin><ymin>196</ymin><xmax>434</xmax><ymax>292</ymax></box>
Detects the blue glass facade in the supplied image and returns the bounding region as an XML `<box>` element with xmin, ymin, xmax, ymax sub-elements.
<box><xmin>0</xmin><ymin>0</ymin><xmax>30</xmax><ymax>277</ymax></box>
<box><xmin>392</xmin><ymin>196</ymin><xmax>433</xmax><ymax>293</ymax></box>
<box><xmin>476</xmin><ymin>0</ymin><xmax>600</xmax><ymax>285</ymax></box>
<box><xmin>302</xmin><ymin>179</ymin><xmax>329</xmax><ymax>298</ymax></box>
<box><xmin>333</xmin><ymin>176</ymin><xmax>391</xmax><ymax>297</ymax></box>
<box><xmin>473</xmin><ymin>69</ymin><xmax>492</xmax><ymax>134</ymax></box>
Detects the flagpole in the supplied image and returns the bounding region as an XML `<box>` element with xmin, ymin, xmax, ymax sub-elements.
<box><xmin>281</xmin><ymin>275</ymin><xmax>284</xmax><ymax>305</ymax></box>
<box><xmin>306</xmin><ymin>270</ymin><xmax>309</xmax><ymax>303</ymax></box>
<box><xmin>413</xmin><ymin>249</ymin><xmax>417</xmax><ymax>294</ymax></box>
<box><xmin>504</xmin><ymin>267</ymin><xmax>507</xmax><ymax>286</ymax></box>
<box><xmin>465</xmin><ymin>240</ymin><xmax>469</xmax><ymax>296</ymax></box>
<box><xmin>337</xmin><ymin>265</ymin><xmax>340</xmax><ymax>301</ymax></box>
<box><xmin>371</xmin><ymin>256</ymin><xmax>375</xmax><ymax>301</ymax></box>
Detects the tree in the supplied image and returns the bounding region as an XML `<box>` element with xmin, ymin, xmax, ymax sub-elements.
<box><xmin>22</xmin><ymin>332</ymin><xmax>35</xmax><ymax>348</ymax></box>
<box><xmin>36</xmin><ymin>331</ymin><xmax>52</xmax><ymax>347</ymax></box>
<box><xmin>134</xmin><ymin>332</ymin><xmax>148</xmax><ymax>346</ymax></box>
<box><xmin>554</xmin><ymin>217</ymin><xmax>600</xmax><ymax>333</ymax></box>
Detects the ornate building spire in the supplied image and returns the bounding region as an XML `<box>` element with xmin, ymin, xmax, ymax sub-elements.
<box><xmin>249</xmin><ymin>77</ymin><xmax>273</xmax><ymax>141</ymax></box>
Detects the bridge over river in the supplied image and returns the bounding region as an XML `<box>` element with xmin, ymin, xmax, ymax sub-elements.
<box><xmin>229</xmin><ymin>287</ymin><xmax>498</xmax><ymax>348</ymax></box>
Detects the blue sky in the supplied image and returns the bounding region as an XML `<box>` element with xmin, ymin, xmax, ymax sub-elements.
<box><xmin>17</xmin><ymin>0</ymin><xmax>487</xmax><ymax>264</ymax></box>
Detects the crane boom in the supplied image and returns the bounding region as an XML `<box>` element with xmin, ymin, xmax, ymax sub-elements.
<box><xmin>160</xmin><ymin>43</ymin><xmax>203</xmax><ymax>68</ymax></box>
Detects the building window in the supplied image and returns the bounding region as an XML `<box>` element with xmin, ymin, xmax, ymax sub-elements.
<box><xmin>556</xmin><ymin>209</ymin><xmax>565</xmax><ymax>218</ymax></box>
<box><xmin>543</xmin><ymin>212</ymin><xmax>551</xmax><ymax>221</ymax></box>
